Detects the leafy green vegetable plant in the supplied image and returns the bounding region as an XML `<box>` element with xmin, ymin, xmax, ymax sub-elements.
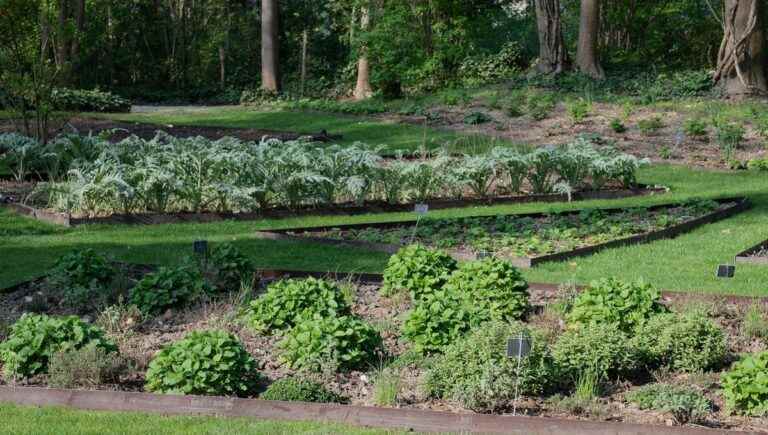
<box><xmin>552</xmin><ymin>323</ymin><xmax>639</xmax><ymax>383</ymax></box>
<box><xmin>722</xmin><ymin>351</ymin><xmax>768</xmax><ymax>416</ymax></box>
<box><xmin>0</xmin><ymin>314</ymin><xmax>116</xmax><ymax>379</ymax></box>
<box><xmin>402</xmin><ymin>288</ymin><xmax>471</xmax><ymax>354</ymax></box>
<box><xmin>130</xmin><ymin>266</ymin><xmax>211</xmax><ymax>316</ymax></box>
<box><xmin>145</xmin><ymin>330</ymin><xmax>260</xmax><ymax>396</ymax></box>
<box><xmin>381</xmin><ymin>244</ymin><xmax>457</xmax><ymax>301</ymax></box>
<box><xmin>261</xmin><ymin>377</ymin><xmax>346</xmax><ymax>403</ymax></box>
<box><xmin>626</xmin><ymin>384</ymin><xmax>711</xmax><ymax>425</ymax></box>
<box><xmin>206</xmin><ymin>243</ymin><xmax>256</xmax><ymax>291</ymax></box>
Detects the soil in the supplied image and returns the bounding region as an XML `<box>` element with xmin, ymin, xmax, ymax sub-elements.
<box><xmin>0</xmin><ymin>117</ymin><xmax>340</xmax><ymax>143</ymax></box>
<box><xmin>383</xmin><ymin>101</ymin><xmax>768</xmax><ymax>170</ymax></box>
<box><xmin>1</xmin><ymin>271</ymin><xmax>767</xmax><ymax>432</ymax></box>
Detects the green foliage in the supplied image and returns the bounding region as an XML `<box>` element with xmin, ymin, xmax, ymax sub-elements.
<box><xmin>526</xmin><ymin>92</ymin><xmax>557</xmax><ymax>121</ymax></box>
<box><xmin>424</xmin><ymin>321</ymin><xmax>555</xmax><ymax>412</ymax></box>
<box><xmin>402</xmin><ymin>288</ymin><xmax>471</xmax><ymax>355</ymax></box>
<box><xmin>445</xmin><ymin>257</ymin><xmax>530</xmax><ymax>325</ymax></box>
<box><xmin>381</xmin><ymin>244</ymin><xmax>457</xmax><ymax>301</ymax></box>
<box><xmin>48</xmin><ymin>346</ymin><xmax>127</xmax><ymax>389</ymax></box>
<box><xmin>638</xmin><ymin>117</ymin><xmax>665</xmax><ymax>135</ymax></box>
<box><xmin>633</xmin><ymin>312</ymin><xmax>727</xmax><ymax>372</ymax></box>
<box><xmin>261</xmin><ymin>377</ymin><xmax>346</xmax><ymax>403</ymax></box>
<box><xmin>0</xmin><ymin>133</ymin><xmax>48</xmax><ymax>181</ymax></box>
<box><xmin>463</xmin><ymin>111</ymin><xmax>493</xmax><ymax>125</ymax></box>
<box><xmin>565</xmin><ymin>98</ymin><xmax>592</xmax><ymax>123</ymax></box>
<box><xmin>626</xmin><ymin>384</ymin><xmax>711</xmax><ymax>425</ymax></box>
<box><xmin>722</xmin><ymin>351</ymin><xmax>768</xmax><ymax>416</ymax></box>
<box><xmin>0</xmin><ymin>314</ymin><xmax>116</xmax><ymax>379</ymax></box>
<box><xmin>277</xmin><ymin>315</ymin><xmax>382</xmax><ymax>372</ymax></box>
<box><xmin>129</xmin><ymin>266</ymin><xmax>211</xmax><ymax>316</ymax></box>
<box><xmin>609</xmin><ymin>118</ymin><xmax>627</xmax><ymax>133</ymax></box>
<box><xmin>457</xmin><ymin>42</ymin><xmax>523</xmax><ymax>87</ymax></box>
<box><xmin>742</xmin><ymin>303</ymin><xmax>768</xmax><ymax>339</ymax></box>
<box><xmin>372</xmin><ymin>369</ymin><xmax>401</xmax><ymax>406</ymax></box>
<box><xmin>566</xmin><ymin>278</ymin><xmax>668</xmax><ymax>332</ymax></box>
<box><xmin>747</xmin><ymin>158</ymin><xmax>768</xmax><ymax>172</ymax></box>
<box><xmin>206</xmin><ymin>243</ymin><xmax>256</xmax><ymax>291</ymax></box>
<box><xmin>47</xmin><ymin>249</ymin><xmax>115</xmax><ymax>309</ymax></box>
<box><xmin>50</xmin><ymin>88</ymin><xmax>131</xmax><ymax>113</ymax></box>
<box><xmin>713</xmin><ymin>119</ymin><xmax>745</xmax><ymax>161</ymax></box>
<box><xmin>552</xmin><ymin>323</ymin><xmax>638</xmax><ymax>382</ymax></box>
<box><xmin>145</xmin><ymin>330</ymin><xmax>259</xmax><ymax>397</ymax></box>
<box><xmin>246</xmin><ymin>278</ymin><xmax>350</xmax><ymax>334</ymax></box>
<box><xmin>683</xmin><ymin>118</ymin><xmax>708</xmax><ymax>138</ymax></box>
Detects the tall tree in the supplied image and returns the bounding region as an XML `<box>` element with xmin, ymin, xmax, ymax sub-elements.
<box><xmin>715</xmin><ymin>0</ymin><xmax>767</xmax><ymax>97</ymax></box>
<box><xmin>261</xmin><ymin>0</ymin><xmax>280</xmax><ymax>91</ymax></box>
<box><xmin>576</xmin><ymin>0</ymin><xmax>604</xmax><ymax>79</ymax></box>
<box><xmin>353</xmin><ymin>3</ymin><xmax>373</xmax><ymax>100</ymax></box>
<box><xmin>534</xmin><ymin>0</ymin><xmax>569</xmax><ymax>75</ymax></box>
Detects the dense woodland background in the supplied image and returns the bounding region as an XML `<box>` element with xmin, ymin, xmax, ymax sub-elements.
<box><xmin>0</xmin><ymin>0</ymin><xmax>765</xmax><ymax>104</ymax></box>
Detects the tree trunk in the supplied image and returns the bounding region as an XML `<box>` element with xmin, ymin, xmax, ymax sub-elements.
<box><xmin>300</xmin><ymin>29</ymin><xmax>308</xmax><ymax>97</ymax></box>
<box><xmin>576</xmin><ymin>0</ymin><xmax>604</xmax><ymax>79</ymax></box>
<box><xmin>715</xmin><ymin>0</ymin><xmax>767</xmax><ymax>97</ymax></box>
<box><xmin>56</xmin><ymin>0</ymin><xmax>70</xmax><ymax>69</ymax></box>
<box><xmin>70</xmin><ymin>0</ymin><xmax>86</xmax><ymax>84</ymax></box>
<box><xmin>219</xmin><ymin>46</ymin><xmax>226</xmax><ymax>88</ymax></box>
<box><xmin>353</xmin><ymin>5</ymin><xmax>373</xmax><ymax>100</ymax></box>
<box><xmin>261</xmin><ymin>0</ymin><xmax>280</xmax><ymax>92</ymax></box>
<box><xmin>534</xmin><ymin>0</ymin><xmax>569</xmax><ymax>75</ymax></box>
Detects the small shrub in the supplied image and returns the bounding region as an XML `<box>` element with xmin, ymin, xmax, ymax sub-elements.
<box><xmin>463</xmin><ymin>111</ymin><xmax>493</xmax><ymax>125</ymax></box>
<box><xmin>566</xmin><ymin>278</ymin><xmax>668</xmax><ymax>333</ymax></box>
<box><xmin>683</xmin><ymin>118</ymin><xmax>708</xmax><ymax>138</ymax></box>
<box><xmin>51</xmin><ymin>88</ymin><xmax>131</xmax><ymax>113</ymax></box>
<box><xmin>206</xmin><ymin>243</ymin><xmax>256</xmax><ymax>291</ymax></box>
<box><xmin>638</xmin><ymin>117</ymin><xmax>665</xmax><ymax>135</ymax></box>
<box><xmin>48</xmin><ymin>345</ymin><xmax>127</xmax><ymax>389</ymax></box>
<box><xmin>261</xmin><ymin>377</ymin><xmax>346</xmax><ymax>403</ymax></box>
<box><xmin>402</xmin><ymin>289</ymin><xmax>471</xmax><ymax>355</ymax></box>
<box><xmin>714</xmin><ymin>120</ymin><xmax>745</xmax><ymax>161</ymax></box>
<box><xmin>742</xmin><ymin>303</ymin><xmax>768</xmax><ymax>339</ymax></box>
<box><xmin>626</xmin><ymin>384</ymin><xmax>711</xmax><ymax>425</ymax></box>
<box><xmin>445</xmin><ymin>257</ymin><xmax>530</xmax><ymax>325</ymax></box>
<box><xmin>372</xmin><ymin>369</ymin><xmax>402</xmax><ymax>406</ymax></box>
<box><xmin>424</xmin><ymin>321</ymin><xmax>555</xmax><ymax>412</ymax></box>
<box><xmin>633</xmin><ymin>312</ymin><xmax>727</xmax><ymax>372</ymax></box>
<box><xmin>47</xmin><ymin>249</ymin><xmax>114</xmax><ymax>289</ymax></box>
<box><xmin>552</xmin><ymin>323</ymin><xmax>638</xmax><ymax>383</ymax></box>
<box><xmin>526</xmin><ymin>93</ymin><xmax>556</xmax><ymax>121</ymax></box>
<box><xmin>747</xmin><ymin>158</ymin><xmax>768</xmax><ymax>171</ymax></box>
<box><xmin>0</xmin><ymin>314</ymin><xmax>116</xmax><ymax>379</ymax></box>
<box><xmin>145</xmin><ymin>330</ymin><xmax>259</xmax><ymax>396</ymax></box>
<box><xmin>566</xmin><ymin>98</ymin><xmax>592</xmax><ymax>123</ymax></box>
<box><xmin>278</xmin><ymin>315</ymin><xmax>383</xmax><ymax>372</ymax></box>
<box><xmin>381</xmin><ymin>244</ymin><xmax>457</xmax><ymax>301</ymax></box>
<box><xmin>130</xmin><ymin>266</ymin><xmax>211</xmax><ymax>316</ymax></box>
<box><xmin>609</xmin><ymin>118</ymin><xmax>627</xmax><ymax>133</ymax></box>
<box><xmin>246</xmin><ymin>278</ymin><xmax>350</xmax><ymax>334</ymax></box>
<box><xmin>722</xmin><ymin>351</ymin><xmax>768</xmax><ymax>416</ymax></box>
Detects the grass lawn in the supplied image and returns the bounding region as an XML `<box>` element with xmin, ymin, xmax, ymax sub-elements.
<box><xmin>98</xmin><ymin>107</ymin><xmax>464</xmax><ymax>151</ymax></box>
<box><xmin>0</xmin><ymin>403</ymin><xmax>408</xmax><ymax>435</ymax></box>
<box><xmin>2</xmin><ymin>163</ymin><xmax>768</xmax><ymax>296</ymax></box>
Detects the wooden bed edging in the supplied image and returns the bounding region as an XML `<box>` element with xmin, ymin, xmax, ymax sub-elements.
<box><xmin>1</xmin><ymin>185</ymin><xmax>666</xmax><ymax>228</ymax></box>
<box><xmin>0</xmin><ymin>386</ymin><xmax>746</xmax><ymax>435</ymax></box>
<box><xmin>259</xmin><ymin>198</ymin><xmax>751</xmax><ymax>269</ymax></box>
<box><xmin>735</xmin><ymin>239</ymin><xmax>768</xmax><ymax>266</ymax></box>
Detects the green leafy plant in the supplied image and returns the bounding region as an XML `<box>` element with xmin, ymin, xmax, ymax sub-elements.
<box><xmin>526</xmin><ymin>92</ymin><xmax>557</xmax><ymax>121</ymax></box>
<box><xmin>402</xmin><ymin>288</ymin><xmax>471</xmax><ymax>354</ymax></box>
<box><xmin>566</xmin><ymin>98</ymin><xmax>592</xmax><ymax>123</ymax></box>
<box><xmin>424</xmin><ymin>321</ymin><xmax>555</xmax><ymax>412</ymax></box>
<box><xmin>626</xmin><ymin>384</ymin><xmax>712</xmax><ymax>425</ymax></box>
<box><xmin>206</xmin><ymin>243</ymin><xmax>256</xmax><ymax>291</ymax></box>
<box><xmin>129</xmin><ymin>266</ymin><xmax>211</xmax><ymax>316</ymax></box>
<box><xmin>278</xmin><ymin>315</ymin><xmax>382</xmax><ymax>372</ymax></box>
<box><xmin>145</xmin><ymin>330</ymin><xmax>259</xmax><ymax>397</ymax></box>
<box><xmin>50</xmin><ymin>88</ymin><xmax>131</xmax><ymax>113</ymax></box>
<box><xmin>0</xmin><ymin>314</ymin><xmax>116</xmax><ymax>379</ymax></box>
<box><xmin>48</xmin><ymin>346</ymin><xmax>128</xmax><ymax>389</ymax></box>
<box><xmin>463</xmin><ymin>111</ymin><xmax>493</xmax><ymax>125</ymax></box>
<box><xmin>552</xmin><ymin>323</ymin><xmax>638</xmax><ymax>383</ymax></box>
<box><xmin>381</xmin><ymin>244</ymin><xmax>457</xmax><ymax>301</ymax></box>
<box><xmin>246</xmin><ymin>277</ymin><xmax>350</xmax><ymax>334</ymax></box>
<box><xmin>445</xmin><ymin>257</ymin><xmax>530</xmax><ymax>325</ymax></box>
<box><xmin>566</xmin><ymin>278</ymin><xmax>668</xmax><ymax>333</ymax></box>
<box><xmin>610</xmin><ymin>118</ymin><xmax>627</xmax><ymax>133</ymax></box>
<box><xmin>261</xmin><ymin>377</ymin><xmax>346</xmax><ymax>403</ymax></box>
<box><xmin>713</xmin><ymin>119</ymin><xmax>745</xmax><ymax>161</ymax></box>
<box><xmin>638</xmin><ymin>117</ymin><xmax>665</xmax><ymax>135</ymax></box>
<box><xmin>722</xmin><ymin>351</ymin><xmax>768</xmax><ymax>416</ymax></box>
<box><xmin>46</xmin><ymin>249</ymin><xmax>117</xmax><ymax>310</ymax></box>
<box><xmin>683</xmin><ymin>118</ymin><xmax>708</xmax><ymax>138</ymax></box>
<box><xmin>633</xmin><ymin>312</ymin><xmax>726</xmax><ymax>372</ymax></box>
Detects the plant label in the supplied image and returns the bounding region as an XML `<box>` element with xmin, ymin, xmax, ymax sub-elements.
<box><xmin>193</xmin><ymin>240</ymin><xmax>209</xmax><ymax>256</ymax></box>
<box><xmin>477</xmin><ymin>251</ymin><xmax>492</xmax><ymax>259</ymax></box>
<box><xmin>506</xmin><ymin>336</ymin><xmax>531</xmax><ymax>359</ymax></box>
<box><xmin>716</xmin><ymin>264</ymin><xmax>735</xmax><ymax>278</ymax></box>
<box><xmin>415</xmin><ymin>204</ymin><xmax>429</xmax><ymax>215</ymax></box>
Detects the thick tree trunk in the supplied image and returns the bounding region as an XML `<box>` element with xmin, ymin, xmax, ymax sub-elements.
<box><xmin>576</xmin><ymin>0</ymin><xmax>604</xmax><ymax>79</ymax></box>
<box><xmin>70</xmin><ymin>0</ymin><xmax>86</xmax><ymax>84</ymax></box>
<box><xmin>715</xmin><ymin>0</ymin><xmax>767</xmax><ymax>97</ymax></box>
<box><xmin>353</xmin><ymin>6</ymin><xmax>373</xmax><ymax>100</ymax></box>
<box><xmin>56</xmin><ymin>0</ymin><xmax>70</xmax><ymax>69</ymax></box>
<box><xmin>534</xmin><ymin>0</ymin><xmax>569</xmax><ymax>75</ymax></box>
<box><xmin>261</xmin><ymin>0</ymin><xmax>280</xmax><ymax>92</ymax></box>
<box><xmin>219</xmin><ymin>46</ymin><xmax>226</xmax><ymax>88</ymax></box>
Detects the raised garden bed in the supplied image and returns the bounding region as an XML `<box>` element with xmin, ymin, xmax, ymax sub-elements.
<box><xmin>261</xmin><ymin>198</ymin><xmax>750</xmax><ymax>268</ymax></box>
<box><xmin>735</xmin><ymin>239</ymin><xmax>768</xmax><ymax>266</ymax></box>
<box><xmin>1</xmin><ymin>185</ymin><xmax>667</xmax><ymax>227</ymax></box>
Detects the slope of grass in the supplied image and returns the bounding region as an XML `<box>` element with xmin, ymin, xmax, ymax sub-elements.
<box><xmin>0</xmin><ymin>403</ymin><xmax>407</xmax><ymax>435</ymax></box>
<box><xmin>2</xmin><ymin>164</ymin><xmax>768</xmax><ymax>296</ymax></box>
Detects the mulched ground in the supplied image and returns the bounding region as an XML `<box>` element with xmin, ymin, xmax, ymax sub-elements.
<box><xmin>1</xmin><ymin>269</ymin><xmax>768</xmax><ymax>432</ymax></box>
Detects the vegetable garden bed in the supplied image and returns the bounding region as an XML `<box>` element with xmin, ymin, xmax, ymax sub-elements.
<box><xmin>260</xmin><ymin>198</ymin><xmax>750</xmax><ymax>268</ymax></box>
